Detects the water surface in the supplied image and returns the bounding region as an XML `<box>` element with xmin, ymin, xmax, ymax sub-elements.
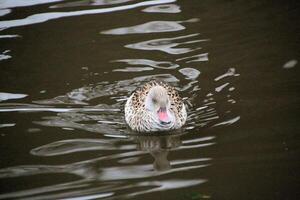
<box><xmin>0</xmin><ymin>0</ymin><xmax>299</xmax><ymax>199</ymax></box>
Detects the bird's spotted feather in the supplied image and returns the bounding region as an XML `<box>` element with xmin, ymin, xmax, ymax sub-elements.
<box><xmin>125</xmin><ymin>80</ymin><xmax>187</xmax><ymax>132</ymax></box>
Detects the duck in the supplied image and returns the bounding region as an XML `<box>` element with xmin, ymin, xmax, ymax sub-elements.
<box><xmin>125</xmin><ymin>80</ymin><xmax>187</xmax><ymax>132</ymax></box>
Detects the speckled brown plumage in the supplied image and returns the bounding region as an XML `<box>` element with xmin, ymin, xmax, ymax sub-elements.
<box><xmin>125</xmin><ymin>80</ymin><xmax>187</xmax><ymax>132</ymax></box>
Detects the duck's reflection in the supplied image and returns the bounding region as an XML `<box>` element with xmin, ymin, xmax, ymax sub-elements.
<box><xmin>132</xmin><ymin>133</ymin><xmax>182</xmax><ymax>171</ymax></box>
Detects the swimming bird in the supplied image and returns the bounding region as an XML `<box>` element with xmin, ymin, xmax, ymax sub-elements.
<box><xmin>125</xmin><ymin>81</ymin><xmax>187</xmax><ymax>132</ymax></box>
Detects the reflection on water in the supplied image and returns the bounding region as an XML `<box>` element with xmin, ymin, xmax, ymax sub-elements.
<box><xmin>0</xmin><ymin>92</ymin><xmax>28</xmax><ymax>101</ymax></box>
<box><xmin>101</xmin><ymin>18</ymin><xmax>198</xmax><ymax>35</ymax></box>
<box><xmin>50</xmin><ymin>0</ymin><xmax>134</xmax><ymax>8</ymax></box>
<box><xmin>1</xmin><ymin>0</ymin><xmax>297</xmax><ymax>199</ymax></box>
<box><xmin>113</xmin><ymin>59</ymin><xmax>179</xmax><ymax>71</ymax></box>
<box><xmin>0</xmin><ymin>34</ymin><xmax>20</xmax><ymax>39</ymax></box>
<box><xmin>0</xmin><ymin>47</ymin><xmax>229</xmax><ymax>198</ymax></box>
<box><xmin>0</xmin><ymin>50</ymin><xmax>11</xmax><ymax>61</ymax></box>
<box><xmin>24</xmin><ymin>67</ymin><xmax>231</xmax><ymax>135</ymax></box>
<box><xmin>0</xmin><ymin>123</ymin><xmax>15</xmax><ymax>128</ymax></box>
<box><xmin>283</xmin><ymin>59</ymin><xmax>298</xmax><ymax>69</ymax></box>
<box><xmin>0</xmin><ymin>0</ymin><xmax>176</xmax><ymax>29</ymax></box>
<box><xmin>0</xmin><ymin>56</ymin><xmax>236</xmax><ymax>199</ymax></box>
<box><xmin>142</xmin><ymin>3</ymin><xmax>180</xmax><ymax>13</ymax></box>
<box><xmin>102</xmin><ymin>20</ymin><xmax>185</xmax><ymax>35</ymax></box>
<box><xmin>179</xmin><ymin>67</ymin><xmax>201</xmax><ymax>80</ymax></box>
<box><xmin>214</xmin><ymin>68</ymin><xmax>240</xmax><ymax>81</ymax></box>
<box><xmin>34</xmin><ymin>73</ymin><xmax>179</xmax><ymax>104</ymax></box>
<box><xmin>125</xmin><ymin>33</ymin><xmax>208</xmax><ymax>54</ymax></box>
<box><xmin>135</xmin><ymin>134</ymin><xmax>182</xmax><ymax>171</ymax></box>
<box><xmin>0</xmin><ymin>133</ymin><xmax>213</xmax><ymax>199</ymax></box>
<box><xmin>0</xmin><ymin>0</ymin><xmax>64</xmax><ymax>9</ymax></box>
<box><xmin>176</xmin><ymin>53</ymin><xmax>209</xmax><ymax>63</ymax></box>
<box><xmin>0</xmin><ymin>9</ymin><xmax>10</xmax><ymax>17</ymax></box>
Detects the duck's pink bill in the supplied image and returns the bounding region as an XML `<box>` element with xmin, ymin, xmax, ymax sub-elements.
<box><xmin>158</xmin><ymin>110</ymin><xmax>169</xmax><ymax>122</ymax></box>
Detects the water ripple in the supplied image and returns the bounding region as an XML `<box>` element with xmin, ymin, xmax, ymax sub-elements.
<box><xmin>213</xmin><ymin>116</ymin><xmax>240</xmax><ymax>127</ymax></box>
<box><xmin>214</xmin><ymin>67</ymin><xmax>240</xmax><ymax>81</ymax></box>
<box><xmin>121</xmin><ymin>179</ymin><xmax>206</xmax><ymax>199</ymax></box>
<box><xmin>0</xmin><ymin>7</ymin><xmax>242</xmax><ymax>200</ymax></box>
<box><xmin>0</xmin><ymin>105</ymin><xmax>119</xmax><ymax>113</ymax></box>
<box><xmin>0</xmin><ymin>34</ymin><xmax>21</xmax><ymax>39</ymax></box>
<box><xmin>0</xmin><ymin>180</ymin><xmax>91</xmax><ymax>200</ymax></box>
<box><xmin>0</xmin><ymin>123</ymin><xmax>15</xmax><ymax>128</ymax></box>
<box><xmin>101</xmin><ymin>20</ymin><xmax>185</xmax><ymax>35</ymax></box>
<box><xmin>113</xmin><ymin>59</ymin><xmax>179</xmax><ymax>70</ymax></box>
<box><xmin>0</xmin><ymin>99</ymin><xmax>216</xmax><ymax>198</ymax></box>
<box><xmin>0</xmin><ymin>0</ymin><xmax>176</xmax><ymax>30</ymax></box>
<box><xmin>0</xmin><ymin>134</ymin><xmax>212</xmax><ymax>186</ymax></box>
<box><xmin>113</xmin><ymin>67</ymin><xmax>154</xmax><ymax>72</ymax></box>
<box><xmin>0</xmin><ymin>50</ymin><xmax>12</xmax><ymax>61</ymax></box>
<box><xmin>33</xmin><ymin>74</ymin><xmax>178</xmax><ymax>106</ymax></box>
<box><xmin>31</xmin><ymin>139</ymin><xmax>135</xmax><ymax>156</ymax></box>
<box><xmin>283</xmin><ymin>59</ymin><xmax>298</xmax><ymax>69</ymax></box>
<box><xmin>215</xmin><ymin>82</ymin><xmax>230</xmax><ymax>92</ymax></box>
<box><xmin>179</xmin><ymin>67</ymin><xmax>201</xmax><ymax>80</ymax></box>
<box><xmin>125</xmin><ymin>33</ymin><xmax>208</xmax><ymax>54</ymax></box>
<box><xmin>0</xmin><ymin>9</ymin><xmax>11</xmax><ymax>17</ymax></box>
<box><xmin>176</xmin><ymin>53</ymin><xmax>209</xmax><ymax>63</ymax></box>
<box><xmin>0</xmin><ymin>0</ymin><xmax>64</xmax><ymax>9</ymax></box>
<box><xmin>50</xmin><ymin>0</ymin><xmax>133</xmax><ymax>9</ymax></box>
<box><xmin>142</xmin><ymin>3</ymin><xmax>181</xmax><ymax>13</ymax></box>
<box><xmin>0</xmin><ymin>92</ymin><xmax>27</xmax><ymax>101</ymax></box>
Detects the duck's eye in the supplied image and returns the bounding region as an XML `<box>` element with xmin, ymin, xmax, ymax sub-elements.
<box><xmin>152</xmin><ymin>99</ymin><xmax>157</xmax><ymax>104</ymax></box>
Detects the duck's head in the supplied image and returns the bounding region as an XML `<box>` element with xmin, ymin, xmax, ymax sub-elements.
<box><xmin>145</xmin><ymin>86</ymin><xmax>174</xmax><ymax>125</ymax></box>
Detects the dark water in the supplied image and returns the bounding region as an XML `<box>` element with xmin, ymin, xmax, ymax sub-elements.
<box><xmin>0</xmin><ymin>0</ymin><xmax>299</xmax><ymax>199</ymax></box>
